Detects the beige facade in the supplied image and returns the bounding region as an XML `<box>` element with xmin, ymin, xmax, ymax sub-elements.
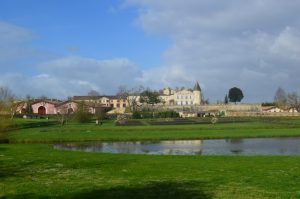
<box><xmin>73</xmin><ymin>96</ymin><xmax>127</xmax><ymax>108</ymax></box>
<box><xmin>160</xmin><ymin>82</ymin><xmax>202</xmax><ymax>106</ymax></box>
<box><xmin>110</xmin><ymin>98</ymin><xmax>127</xmax><ymax>108</ymax></box>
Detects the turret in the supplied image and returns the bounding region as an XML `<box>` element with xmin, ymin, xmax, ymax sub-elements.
<box><xmin>193</xmin><ymin>81</ymin><xmax>201</xmax><ymax>92</ymax></box>
<box><xmin>193</xmin><ymin>81</ymin><xmax>201</xmax><ymax>105</ymax></box>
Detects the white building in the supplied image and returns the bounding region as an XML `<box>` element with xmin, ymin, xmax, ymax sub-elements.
<box><xmin>160</xmin><ymin>82</ymin><xmax>202</xmax><ymax>106</ymax></box>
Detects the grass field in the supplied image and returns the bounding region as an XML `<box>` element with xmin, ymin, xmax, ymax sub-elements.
<box><xmin>1</xmin><ymin>117</ymin><xmax>300</xmax><ymax>198</ymax></box>
<box><xmin>7</xmin><ymin>117</ymin><xmax>300</xmax><ymax>143</ymax></box>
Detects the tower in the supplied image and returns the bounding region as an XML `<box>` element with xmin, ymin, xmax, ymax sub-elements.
<box><xmin>193</xmin><ymin>81</ymin><xmax>201</xmax><ymax>105</ymax></box>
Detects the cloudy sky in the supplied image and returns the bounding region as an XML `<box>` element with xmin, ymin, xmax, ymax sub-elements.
<box><xmin>1</xmin><ymin>0</ymin><xmax>300</xmax><ymax>102</ymax></box>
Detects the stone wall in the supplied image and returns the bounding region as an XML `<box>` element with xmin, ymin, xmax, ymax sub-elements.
<box><xmin>148</xmin><ymin>104</ymin><xmax>262</xmax><ymax>113</ymax></box>
<box><xmin>141</xmin><ymin>104</ymin><xmax>300</xmax><ymax>117</ymax></box>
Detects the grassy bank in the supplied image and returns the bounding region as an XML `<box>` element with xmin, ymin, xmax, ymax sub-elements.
<box><xmin>1</xmin><ymin>144</ymin><xmax>300</xmax><ymax>199</ymax></box>
<box><xmin>2</xmin><ymin>117</ymin><xmax>300</xmax><ymax>198</ymax></box>
<box><xmin>7</xmin><ymin>117</ymin><xmax>300</xmax><ymax>143</ymax></box>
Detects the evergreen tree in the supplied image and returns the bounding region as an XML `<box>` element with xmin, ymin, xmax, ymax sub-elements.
<box><xmin>224</xmin><ymin>94</ymin><xmax>229</xmax><ymax>104</ymax></box>
<box><xmin>228</xmin><ymin>87</ymin><xmax>244</xmax><ymax>104</ymax></box>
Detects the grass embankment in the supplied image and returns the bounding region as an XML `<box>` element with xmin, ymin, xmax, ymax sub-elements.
<box><xmin>1</xmin><ymin>144</ymin><xmax>300</xmax><ymax>199</ymax></box>
<box><xmin>7</xmin><ymin>117</ymin><xmax>300</xmax><ymax>143</ymax></box>
<box><xmin>1</xmin><ymin>117</ymin><xmax>300</xmax><ymax>198</ymax></box>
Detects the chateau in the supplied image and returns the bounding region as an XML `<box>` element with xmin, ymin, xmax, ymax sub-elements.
<box><xmin>159</xmin><ymin>82</ymin><xmax>202</xmax><ymax>105</ymax></box>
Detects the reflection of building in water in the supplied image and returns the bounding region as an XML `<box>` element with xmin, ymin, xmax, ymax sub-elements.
<box><xmin>101</xmin><ymin>140</ymin><xmax>204</xmax><ymax>155</ymax></box>
<box><xmin>103</xmin><ymin>141</ymin><xmax>144</xmax><ymax>154</ymax></box>
<box><xmin>158</xmin><ymin>140</ymin><xmax>203</xmax><ymax>155</ymax></box>
<box><xmin>161</xmin><ymin>140</ymin><xmax>202</xmax><ymax>145</ymax></box>
<box><xmin>225</xmin><ymin>139</ymin><xmax>244</xmax><ymax>154</ymax></box>
<box><xmin>54</xmin><ymin>140</ymin><xmax>204</xmax><ymax>155</ymax></box>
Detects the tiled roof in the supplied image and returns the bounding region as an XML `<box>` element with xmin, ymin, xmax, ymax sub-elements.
<box><xmin>31</xmin><ymin>99</ymin><xmax>62</xmax><ymax>105</ymax></box>
<box><xmin>73</xmin><ymin>95</ymin><xmax>126</xmax><ymax>100</ymax></box>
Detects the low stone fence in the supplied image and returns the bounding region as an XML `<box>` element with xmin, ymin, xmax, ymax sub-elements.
<box><xmin>147</xmin><ymin>104</ymin><xmax>262</xmax><ymax>113</ymax></box>
<box><xmin>224</xmin><ymin>111</ymin><xmax>300</xmax><ymax>117</ymax></box>
<box><xmin>140</xmin><ymin>104</ymin><xmax>300</xmax><ymax>117</ymax></box>
<box><xmin>260</xmin><ymin>112</ymin><xmax>300</xmax><ymax>117</ymax></box>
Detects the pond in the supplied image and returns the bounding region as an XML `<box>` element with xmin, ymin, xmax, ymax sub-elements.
<box><xmin>53</xmin><ymin>137</ymin><xmax>300</xmax><ymax>156</ymax></box>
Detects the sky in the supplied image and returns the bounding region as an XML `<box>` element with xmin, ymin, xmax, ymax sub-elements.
<box><xmin>1</xmin><ymin>0</ymin><xmax>300</xmax><ymax>102</ymax></box>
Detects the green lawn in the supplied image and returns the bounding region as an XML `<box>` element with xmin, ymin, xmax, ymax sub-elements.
<box><xmin>7</xmin><ymin>117</ymin><xmax>300</xmax><ymax>143</ymax></box>
<box><xmin>1</xmin><ymin>144</ymin><xmax>300</xmax><ymax>199</ymax></box>
<box><xmin>1</xmin><ymin>117</ymin><xmax>300</xmax><ymax>198</ymax></box>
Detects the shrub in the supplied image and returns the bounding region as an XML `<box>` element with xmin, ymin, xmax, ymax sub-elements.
<box><xmin>73</xmin><ymin>103</ymin><xmax>92</xmax><ymax>123</ymax></box>
<box><xmin>115</xmin><ymin>120</ymin><xmax>145</xmax><ymax>126</ymax></box>
<box><xmin>132</xmin><ymin>111</ymin><xmax>142</xmax><ymax>119</ymax></box>
<box><xmin>211</xmin><ymin>117</ymin><xmax>218</xmax><ymax>124</ymax></box>
<box><xmin>0</xmin><ymin>115</ymin><xmax>11</xmax><ymax>140</ymax></box>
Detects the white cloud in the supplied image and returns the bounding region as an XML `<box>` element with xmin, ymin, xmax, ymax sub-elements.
<box><xmin>0</xmin><ymin>21</ymin><xmax>144</xmax><ymax>98</ymax></box>
<box><xmin>0</xmin><ymin>21</ymin><xmax>34</xmax><ymax>44</ymax></box>
<box><xmin>0</xmin><ymin>56</ymin><xmax>143</xmax><ymax>98</ymax></box>
<box><xmin>2</xmin><ymin>1</ymin><xmax>300</xmax><ymax>103</ymax></box>
<box><xmin>0</xmin><ymin>21</ymin><xmax>54</xmax><ymax>73</ymax></box>
<box><xmin>126</xmin><ymin>0</ymin><xmax>300</xmax><ymax>102</ymax></box>
<box><xmin>0</xmin><ymin>22</ymin><xmax>33</xmax><ymax>64</ymax></box>
<box><xmin>270</xmin><ymin>27</ymin><xmax>300</xmax><ymax>60</ymax></box>
<box><xmin>38</xmin><ymin>56</ymin><xmax>142</xmax><ymax>95</ymax></box>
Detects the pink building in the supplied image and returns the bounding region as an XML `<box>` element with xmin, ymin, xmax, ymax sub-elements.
<box><xmin>55</xmin><ymin>101</ymin><xmax>78</xmax><ymax>114</ymax></box>
<box><xmin>16</xmin><ymin>98</ymin><xmax>108</xmax><ymax>115</ymax></box>
<box><xmin>31</xmin><ymin>100</ymin><xmax>59</xmax><ymax>115</ymax></box>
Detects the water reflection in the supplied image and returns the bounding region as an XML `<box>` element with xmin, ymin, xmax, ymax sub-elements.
<box><xmin>54</xmin><ymin>137</ymin><xmax>300</xmax><ymax>156</ymax></box>
<box><xmin>54</xmin><ymin>140</ymin><xmax>203</xmax><ymax>155</ymax></box>
<box><xmin>225</xmin><ymin>139</ymin><xmax>244</xmax><ymax>154</ymax></box>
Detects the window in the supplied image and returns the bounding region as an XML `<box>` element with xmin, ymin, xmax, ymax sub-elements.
<box><xmin>123</xmin><ymin>104</ymin><xmax>126</xmax><ymax>107</ymax></box>
<box><xmin>117</xmin><ymin>104</ymin><xmax>120</xmax><ymax>108</ymax></box>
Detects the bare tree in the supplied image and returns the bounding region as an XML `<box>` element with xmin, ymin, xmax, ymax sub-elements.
<box><xmin>56</xmin><ymin>102</ymin><xmax>72</xmax><ymax>126</ymax></box>
<box><xmin>117</xmin><ymin>86</ymin><xmax>144</xmax><ymax>112</ymax></box>
<box><xmin>24</xmin><ymin>95</ymin><xmax>34</xmax><ymax>115</ymax></box>
<box><xmin>287</xmin><ymin>92</ymin><xmax>300</xmax><ymax>112</ymax></box>
<box><xmin>95</xmin><ymin>107</ymin><xmax>106</xmax><ymax>125</ymax></box>
<box><xmin>87</xmin><ymin>89</ymin><xmax>102</xmax><ymax>115</ymax></box>
<box><xmin>274</xmin><ymin>87</ymin><xmax>287</xmax><ymax>108</ymax></box>
<box><xmin>10</xmin><ymin>100</ymin><xmax>24</xmax><ymax>119</ymax></box>
<box><xmin>200</xmin><ymin>93</ymin><xmax>209</xmax><ymax>105</ymax></box>
<box><xmin>88</xmin><ymin>90</ymin><xmax>100</xmax><ymax>97</ymax></box>
<box><xmin>0</xmin><ymin>87</ymin><xmax>17</xmax><ymax>119</ymax></box>
<box><xmin>0</xmin><ymin>86</ymin><xmax>14</xmax><ymax>104</ymax></box>
<box><xmin>0</xmin><ymin>86</ymin><xmax>14</xmax><ymax>135</ymax></box>
<box><xmin>73</xmin><ymin>101</ymin><xmax>92</xmax><ymax>123</ymax></box>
